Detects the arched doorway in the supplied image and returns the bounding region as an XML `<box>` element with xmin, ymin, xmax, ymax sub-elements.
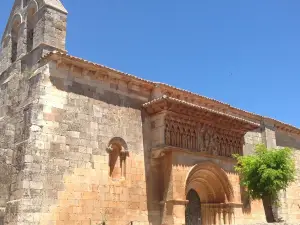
<box><xmin>185</xmin><ymin>161</ymin><xmax>235</xmax><ymax>225</ymax></box>
<box><xmin>185</xmin><ymin>189</ymin><xmax>201</xmax><ymax>225</ymax></box>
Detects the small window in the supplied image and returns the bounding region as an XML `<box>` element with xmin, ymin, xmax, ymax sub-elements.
<box><xmin>26</xmin><ymin>3</ymin><xmax>37</xmax><ymax>53</ymax></box>
<box><xmin>11</xmin><ymin>16</ymin><xmax>21</xmax><ymax>63</ymax></box>
<box><xmin>106</xmin><ymin>137</ymin><xmax>129</xmax><ymax>180</ymax></box>
<box><xmin>108</xmin><ymin>143</ymin><xmax>124</xmax><ymax>179</ymax></box>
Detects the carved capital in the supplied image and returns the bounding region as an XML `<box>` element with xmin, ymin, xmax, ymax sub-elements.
<box><xmin>106</xmin><ymin>144</ymin><xmax>114</xmax><ymax>154</ymax></box>
<box><xmin>120</xmin><ymin>148</ymin><xmax>129</xmax><ymax>160</ymax></box>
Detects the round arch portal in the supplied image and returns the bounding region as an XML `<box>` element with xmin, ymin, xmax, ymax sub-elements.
<box><xmin>185</xmin><ymin>161</ymin><xmax>235</xmax><ymax>225</ymax></box>
<box><xmin>185</xmin><ymin>161</ymin><xmax>234</xmax><ymax>204</ymax></box>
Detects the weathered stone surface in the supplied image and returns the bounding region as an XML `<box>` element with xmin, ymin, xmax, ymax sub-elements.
<box><xmin>0</xmin><ymin>1</ymin><xmax>300</xmax><ymax>225</ymax></box>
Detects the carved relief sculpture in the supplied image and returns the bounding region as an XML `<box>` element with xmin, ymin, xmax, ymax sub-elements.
<box><xmin>164</xmin><ymin>115</ymin><xmax>244</xmax><ymax>158</ymax></box>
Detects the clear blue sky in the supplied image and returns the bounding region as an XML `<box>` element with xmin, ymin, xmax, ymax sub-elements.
<box><xmin>1</xmin><ymin>1</ymin><xmax>300</xmax><ymax>127</ymax></box>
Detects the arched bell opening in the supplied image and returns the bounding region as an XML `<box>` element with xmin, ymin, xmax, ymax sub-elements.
<box><xmin>26</xmin><ymin>0</ymin><xmax>38</xmax><ymax>53</ymax></box>
<box><xmin>10</xmin><ymin>14</ymin><xmax>22</xmax><ymax>63</ymax></box>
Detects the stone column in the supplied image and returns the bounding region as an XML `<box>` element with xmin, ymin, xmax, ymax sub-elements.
<box><xmin>224</xmin><ymin>209</ymin><xmax>229</xmax><ymax>225</ymax></box>
<box><xmin>216</xmin><ymin>208</ymin><xmax>220</xmax><ymax>225</ymax></box>
<box><xmin>221</xmin><ymin>207</ymin><xmax>225</xmax><ymax>225</ymax></box>
<box><xmin>201</xmin><ymin>206</ymin><xmax>206</xmax><ymax>225</ymax></box>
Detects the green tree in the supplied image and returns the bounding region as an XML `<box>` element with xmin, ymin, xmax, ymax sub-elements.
<box><xmin>234</xmin><ymin>144</ymin><xmax>296</xmax><ymax>222</ymax></box>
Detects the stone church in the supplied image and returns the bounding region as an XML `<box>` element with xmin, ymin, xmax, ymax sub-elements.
<box><xmin>0</xmin><ymin>0</ymin><xmax>299</xmax><ymax>225</ymax></box>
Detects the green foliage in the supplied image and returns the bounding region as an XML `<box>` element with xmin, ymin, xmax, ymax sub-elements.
<box><xmin>233</xmin><ymin>144</ymin><xmax>296</xmax><ymax>201</ymax></box>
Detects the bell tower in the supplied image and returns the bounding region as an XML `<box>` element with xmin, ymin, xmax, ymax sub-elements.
<box><xmin>0</xmin><ymin>0</ymin><xmax>68</xmax><ymax>74</ymax></box>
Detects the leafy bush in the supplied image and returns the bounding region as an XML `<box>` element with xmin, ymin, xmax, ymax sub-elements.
<box><xmin>234</xmin><ymin>144</ymin><xmax>296</xmax><ymax>222</ymax></box>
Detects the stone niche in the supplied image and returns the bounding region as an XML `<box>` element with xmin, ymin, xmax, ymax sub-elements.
<box><xmin>106</xmin><ymin>137</ymin><xmax>129</xmax><ymax>181</ymax></box>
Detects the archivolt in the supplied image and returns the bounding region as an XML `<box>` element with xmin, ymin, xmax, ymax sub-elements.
<box><xmin>185</xmin><ymin>161</ymin><xmax>234</xmax><ymax>203</ymax></box>
<box><xmin>26</xmin><ymin>0</ymin><xmax>39</xmax><ymax>18</ymax></box>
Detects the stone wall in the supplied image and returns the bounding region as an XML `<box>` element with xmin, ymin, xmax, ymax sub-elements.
<box><xmin>0</xmin><ymin>58</ymin><xmax>44</xmax><ymax>225</ymax></box>
<box><xmin>243</xmin><ymin>129</ymin><xmax>263</xmax><ymax>156</ymax></box>
<box><xmin>276</xmin><ymin>131</ymin><xmax>300</xmax><ymax>222</ymax></box>
<box><xmin>22</xmin><ymin>61</ymin><xmax>154</xmax><ymax>225</ymax></box>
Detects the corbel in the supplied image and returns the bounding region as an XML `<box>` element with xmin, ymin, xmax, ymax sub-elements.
<box><xmin>68</xmin><ymin>64</ymin><xmax>75</xmax><ymax>75</ymax></box>
<box><xmin>128</xmin><ymin>82</ymin><xmax>141</xmax><ymax>92</ymax></box>
<box><xmin>94</xmin><ymin>71</ymin><xmax>102</xmax><ymax>80</ymax></box>
<box><xmin>82</xmin><ymin>69</ymin><xmax>89</xmax><ymax>77</ymax></box>
<box><xmin>56</xmin><ymin>57</ymin><xmax>64</xmax><ymax>69</ymax></box>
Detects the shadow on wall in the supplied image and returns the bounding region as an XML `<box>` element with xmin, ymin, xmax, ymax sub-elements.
<box><xmin>240</xmin><ymin>186</ymin><xmax>251</xmax><ymax>215</ymax></box>
<box><xmin>49</xmin><ymin>76</ymin><xmax>145</xmax><ymax>110</ymax></box>
<box><xmin>38</xmin><ymin>69</ymin><xmax>161</xmax><ymax>224</ymax></box>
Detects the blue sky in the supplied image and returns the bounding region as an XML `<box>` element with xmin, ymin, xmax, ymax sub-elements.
<box><xmin>1</xmin><ymin>0</ymin><xmax>300</xmax><ymax>127</ymax></box>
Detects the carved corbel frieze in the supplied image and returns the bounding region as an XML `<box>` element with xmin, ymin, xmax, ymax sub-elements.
<box><xmin>162</xmin><ymin>114</ymin><xmax>245</xmax><ymax>158</ymax></box>
<box><xmin>82</xmin><ymin>69</ymin><xmax>90</xmax><ymax>77</ymax></box>
<box><xmin>55</xmin><ymin>58</ymin><xmax>64</xmax><ymax>69</ymax></box>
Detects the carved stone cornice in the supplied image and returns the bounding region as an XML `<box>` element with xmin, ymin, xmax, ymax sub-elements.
<box><xmin>159</xmin><ymin>199</ymin><xmax>189</xmax><ymax>205</ymax></box>
<box><xmin>143</xmin><ymin>96</ymin><xmax>260</xmax><ymax>134</ymax></box>
<box><xmin>151</xmin><ymin>146</ymin><xmax>237</xmax><ymax>161</ymax></box>
<box><xmin>40</xmin><ymin>51</ymin><xmax>300</xmax><ymax>136</ymax></box>
<box><xmin>43</xmin><ymin>51</ymin><xmax>153</xmax><ymax>96</ymax></box>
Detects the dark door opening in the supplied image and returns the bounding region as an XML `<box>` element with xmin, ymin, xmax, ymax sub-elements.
<box><xmin>185</xmin><ymin>189</ymin><xmax>201</xmax><ymax>225</ymax></box>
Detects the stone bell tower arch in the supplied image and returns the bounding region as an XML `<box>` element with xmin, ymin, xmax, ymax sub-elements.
<box><xmin>0</xmin><ymin>1</ymin><xmax>68</xmax><ymax>224</ymax></box>
<box><xmin>0</xmin><ymin>0</ymin><xmax>68</xmax><ymax>74</ymax></box>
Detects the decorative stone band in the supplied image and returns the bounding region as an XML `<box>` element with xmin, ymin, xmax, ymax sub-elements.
<box><xmin>159</xmin><ymin>199</ymin><xmax>189</xmax><ymax>205</ymax></box>
<box><xmin>201</xmin><ymin>202</ymin><xmax>243</xmax><ymax>208</ymax></box>
<box><xmin>158</xmin><ymin>200</ymin><xmax>243</xmax><ymax>207</ymax></box>
<box><xmin>151</xmin><ymin>146</ymin><xmax>240</xmax><ymax>161</ymax></box>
